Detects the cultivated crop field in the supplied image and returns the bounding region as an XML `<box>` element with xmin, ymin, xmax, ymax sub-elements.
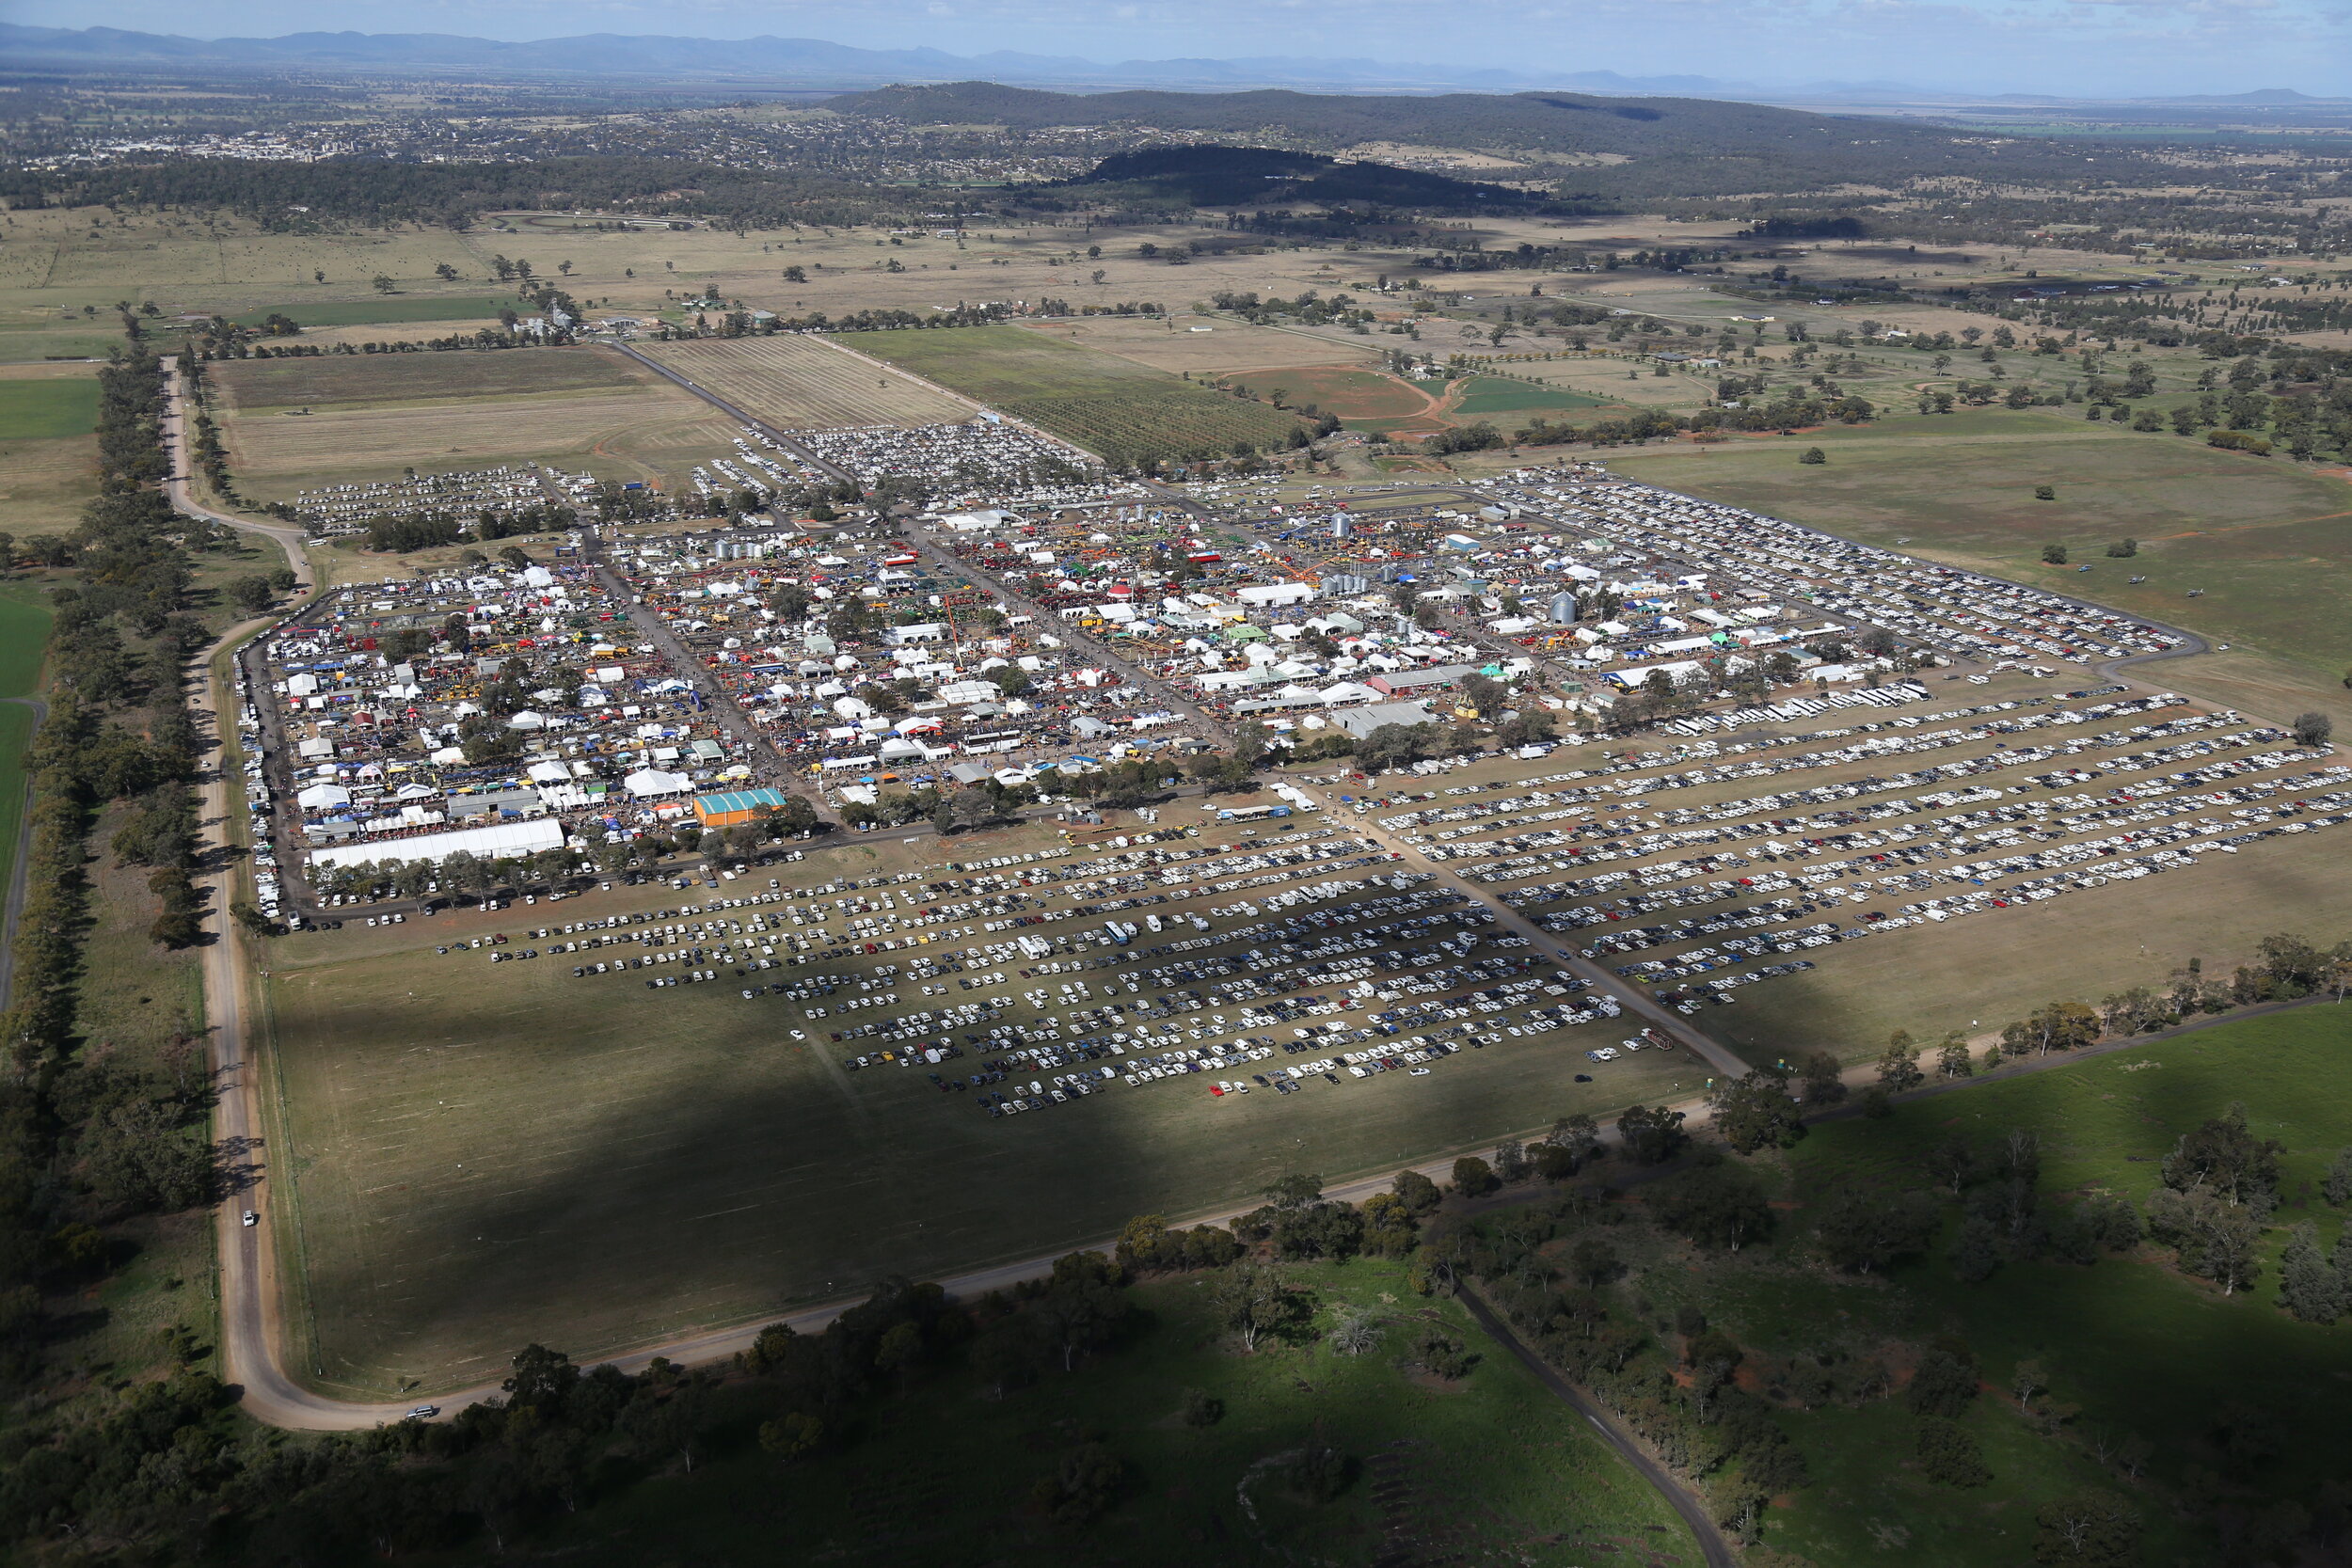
<box><xmin>843</xmin><ymin>325</ymin><xmax>1306</xmax><ymax>464</ymax></box>
<box><xmin>211</xmin><ymin>346</ymin><xmax>739</xmax><ymax>499</ymax></box>
<box><xmin>260</xmin><ymin>816</ymin><xmax>1698</xmax><ymax>1392</ymax></box>
<box><xmin>636</xmin><ymin>335</ymin><xmax>974</xmax><ymax>428</ymax></box>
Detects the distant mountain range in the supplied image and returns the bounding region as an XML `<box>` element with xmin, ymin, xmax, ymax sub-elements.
<box><xmin>4</xmin><ymin>25</ymin><xmax>2342</xmax><ymax>108</ymax></box>
<box><xmin>0</xmin><ymin>24</ymin><xmax>1745</xmax><ymax>93</ymax></box>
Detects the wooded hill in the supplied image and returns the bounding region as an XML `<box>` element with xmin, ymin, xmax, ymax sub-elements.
<box><xmin>1068</xmin><ymin>146</ymin><xmax>1554</xmax><ymax>212</ymax></box>
<box><xmin>832</xmin><ymin>82</ymin><xmax>2161</xmax><ymax>198</ymax></box>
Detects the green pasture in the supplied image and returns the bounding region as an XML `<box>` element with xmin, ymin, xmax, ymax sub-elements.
<box><xmin>0</xmin><ymin>377</ymin><xmax>98</xmax><ymax>440</ymax></box>
<box><xmin>518</xmin><ymin>1257</ymin><xmax>1694</xmax><ymax>1568</ymax></box>
<box><xmin>1607</xmin><ymin>411</ymin><xmax>2352</xmax><ymax>680</ymax></box>
<box><xmin>1450</xmin><ymin>375</ymin><xmax>1611</xmax><ymax>417</ymax></box>
<box><xmin>844</xmin><ymin>325</ymin><xmax>1305</xmax><ymax>458</ymax></box>
<box><xmin>0</xmin><ymin>322</ymin><xmax>126</xmax><ymax>365</ymax></box>
<box><xmin>1740</xmin><ymin>1006</ymin><xmax>2352</xmax><ymax>1566</ymax></box>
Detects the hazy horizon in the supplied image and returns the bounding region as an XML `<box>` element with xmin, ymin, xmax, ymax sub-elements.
<box><xmin>8</xmin><ymin>6</ymin><xmax>2349</xmax><ymax>102</ymax></box>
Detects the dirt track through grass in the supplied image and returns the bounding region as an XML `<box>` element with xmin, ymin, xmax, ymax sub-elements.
<box><xmin>637</xmin><ymin>335</ymin><xmax>972</xmax><ymax>428</ymax></box>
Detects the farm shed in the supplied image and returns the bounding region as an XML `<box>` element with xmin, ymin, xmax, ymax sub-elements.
<box><xmin>692</xmin><ymin>787</ymin><xmax>792</xmax><ymax>829</ymax></box>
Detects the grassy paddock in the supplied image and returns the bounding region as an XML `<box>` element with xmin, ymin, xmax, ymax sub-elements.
<box><xmin>1605</xmin><ymin>413</ymin><xmax>2352</xmax><ymax>686</ymax></box>
<box><xmin>1724</xmin><ymin>1006</ymin><xmax>2352</xmax><ymax>1568</ymax></box>
<box><xmin>262</xmin><ymin>821</ymin><xmax>1704</xmax><ymax>1393</ymax></box>
<box><xmin>637</xmin><ymin>335</ymin><xmax>973</xmax><ymax>428</ymax></box>
<box><xmin>513</xmin><ymin>1257</ymin><xmax>1695</xmax><ymax>1568</ymax></box>
<box><xmin>211</xmin><ymin>345</ymin><xmax>649</xmax><ymax>412</ymax></box>
<box><xmin>0</xmin><ymin>376</ymin><xmax>97</xmax><ymax>439</ymax></box>
<box><xmin>845</xmin><ymin>325</ymin><xmax>1305</xmax><ymax>461</ymax></box>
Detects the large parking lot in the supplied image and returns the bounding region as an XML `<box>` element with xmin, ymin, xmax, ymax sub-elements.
<box><xmin>262</xmin><ymin>809</ymin><xmax>1701</xmax><ymax>1394</ymax></box>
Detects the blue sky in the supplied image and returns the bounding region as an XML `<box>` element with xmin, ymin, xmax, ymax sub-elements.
<box><xmin>24</xmin><ymin>0</ymin><xmax>2352</xmax><ymax>98</ymax></box>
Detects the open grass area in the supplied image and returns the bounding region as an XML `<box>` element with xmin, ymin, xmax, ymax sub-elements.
<box><xmin>0</xmin><ymin>320</ymin><xmax>130</xmax><ymax>365</ymax></box>
<box><xmin>236</xmin><ymin>295</ymin><xmax>511</xmax><ymax>330</ymax></box>
<box><xmin>0</xmin><ymin>374</ymin><xmax>98</xmax><ymax>439</ymax></box>
<box><xmin>637</xmin><ymin>335</ymin><xmax>974</xmax><ymax>428</ymax></box>
<box><xmin>1708</xmin><ymin>1006</ymin><xmax>2352</xmax><ymax>1568</ymax></box>
<box><xmin>845</xmin><ymin>325</ymin><xmax>1306</xmax><ymax>463</ymax></box>
<box><xmin>0</xmin><ymin>586</ymin><xmax>54</xmax><ymax>701</ymax></box>
<box><xmin>212</xmin><ymin>346</ymin><xmax>738</xmax><ymax>501</ymax></box>
<box><xmin>210</xmin><ymin>345</ymin><xmax>648</xmax><ymax>413</ymax></box>
<box><xmin>1451</xmin><ymin>374</ymin><xmax>1612</xmax><ymax>417</ymax></box>
<box><xmin>512</xmin><ymin>1256</ymin><xmax>1696</xmax><ymax>1568</ymax></box>
<box><xmin>261</xmin><ymin>819</ymin><xmax>1704</xmax><ymax>1393</ymax></box>
<box><xmin>1604</xmin><ymin>410</ymin><xmax>2352</xmax><ymax>712</ymax></box>
<box><xmin>0</xmin><ymin>363</ymin><xmax>101</xmax><ymax>534</ymax></box>
<box><xmin>1041</xmin><ymin>314</ymin><xmax>1383</xmax><ymax>376</ymax></box>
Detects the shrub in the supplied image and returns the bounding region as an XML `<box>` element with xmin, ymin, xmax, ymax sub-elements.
<box><xmin>1917</xmin><ymin>1418</ymin><xmax>1993</xmax><ymax>1487</ymax></box>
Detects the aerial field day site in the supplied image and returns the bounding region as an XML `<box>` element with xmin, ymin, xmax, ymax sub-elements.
<box><xmin>12</xmin><ymin>12</ymin><xmax>2352</xmax><ymax>1568</ymax></box>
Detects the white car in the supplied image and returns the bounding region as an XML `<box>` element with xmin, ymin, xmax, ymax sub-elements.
<box><xmin>1408</xmin><ymin>1067</ymin><xmax>1432</xmax><ymax>1077</ymax></box>
<box><xmin>241</xmin><ymin>1210</ymin><xmax>259</xmax><ymax>1227</ymax></box>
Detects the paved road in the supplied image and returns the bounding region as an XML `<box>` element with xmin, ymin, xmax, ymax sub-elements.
<box><xmin>159</xmin><ymin>359</ymin><xmax>314</xmax><ymax>590</ymax></box>
<box><xmin>1457</xmin><ymin>1286</ymin><xmax>1740</xmax><ymax>1568</ymax></box>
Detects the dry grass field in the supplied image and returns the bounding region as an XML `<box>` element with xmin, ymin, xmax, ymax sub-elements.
<box><xmin>213</xmin><ymin>347</ymin><xmax>740</xmax><ymax>500</ymax></box>
<box><xmin>259</xmin><ymin>815</ymin><xmax>1702</xmax><ymax>1393</ymax></box>
<box><xmin>636</xmin><ymin>335</ymin><xmax>974</xmax><ymax>428</ymax></box>
<box><xmin>1026</xmin><ymin>314</ymin><xmax>1383</xmax><ymax>376</ymax></box>
<box><xmin>211</xmin><ymin>347</ymin><xmax>650</xmax><ymax>412</ymax></box>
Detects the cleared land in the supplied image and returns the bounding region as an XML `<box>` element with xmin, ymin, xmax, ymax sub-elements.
<box><xmin>637</xmin><ymin>335</ymin><xmax>973</xmax><ymax>428</ymax></box>
<box><xmin>212</xmin><ymin>346</ymin><xmax>649</xmax><ymax>412</ymax></box>
<box><xmin>236</xmin><ymin>296</ymin><xmax>509</xmax><ymax>330</ymax></box>
<box><xmin>0</xmin><ymin>374</ymin><xmax>98</xmax><ymax>439</ymax></box>
<box><xmin>1222</xmin><ymin>366</ymin><xmax>1613</xmax><ymax>436</ymax></box>
<box><xmin>519</xmin><ymin>1257</ymin><xmax>1693</xmax><ymax>1567</ymax></box>
<box><xmin>262</xmin><ymin>816</ymin><xmax>1703</xmax><ymax>1393</ymax></box>
<box><xmin>212</xmin><ymin>347</ymin><xmax>739</xmax><ymax>500</ymax></box>
<box><xmin>1604</xmin><ymin>409</ymin><xmax>2352</xmax><ymax>721</ymax></box>
<box><xmin>843</xmin><ymin>324</ymin><xmax>1306</xmax><ymax>464</ymax></box>
<box><xmin>1034</xmin><ymin>314</ymin><xmax>1383</xmax><ymax>375</ymax></box>
<box><xmin>0</xmin><ymin>363</ymin><xmax>100</xmax><ymax>532</ymax></box>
